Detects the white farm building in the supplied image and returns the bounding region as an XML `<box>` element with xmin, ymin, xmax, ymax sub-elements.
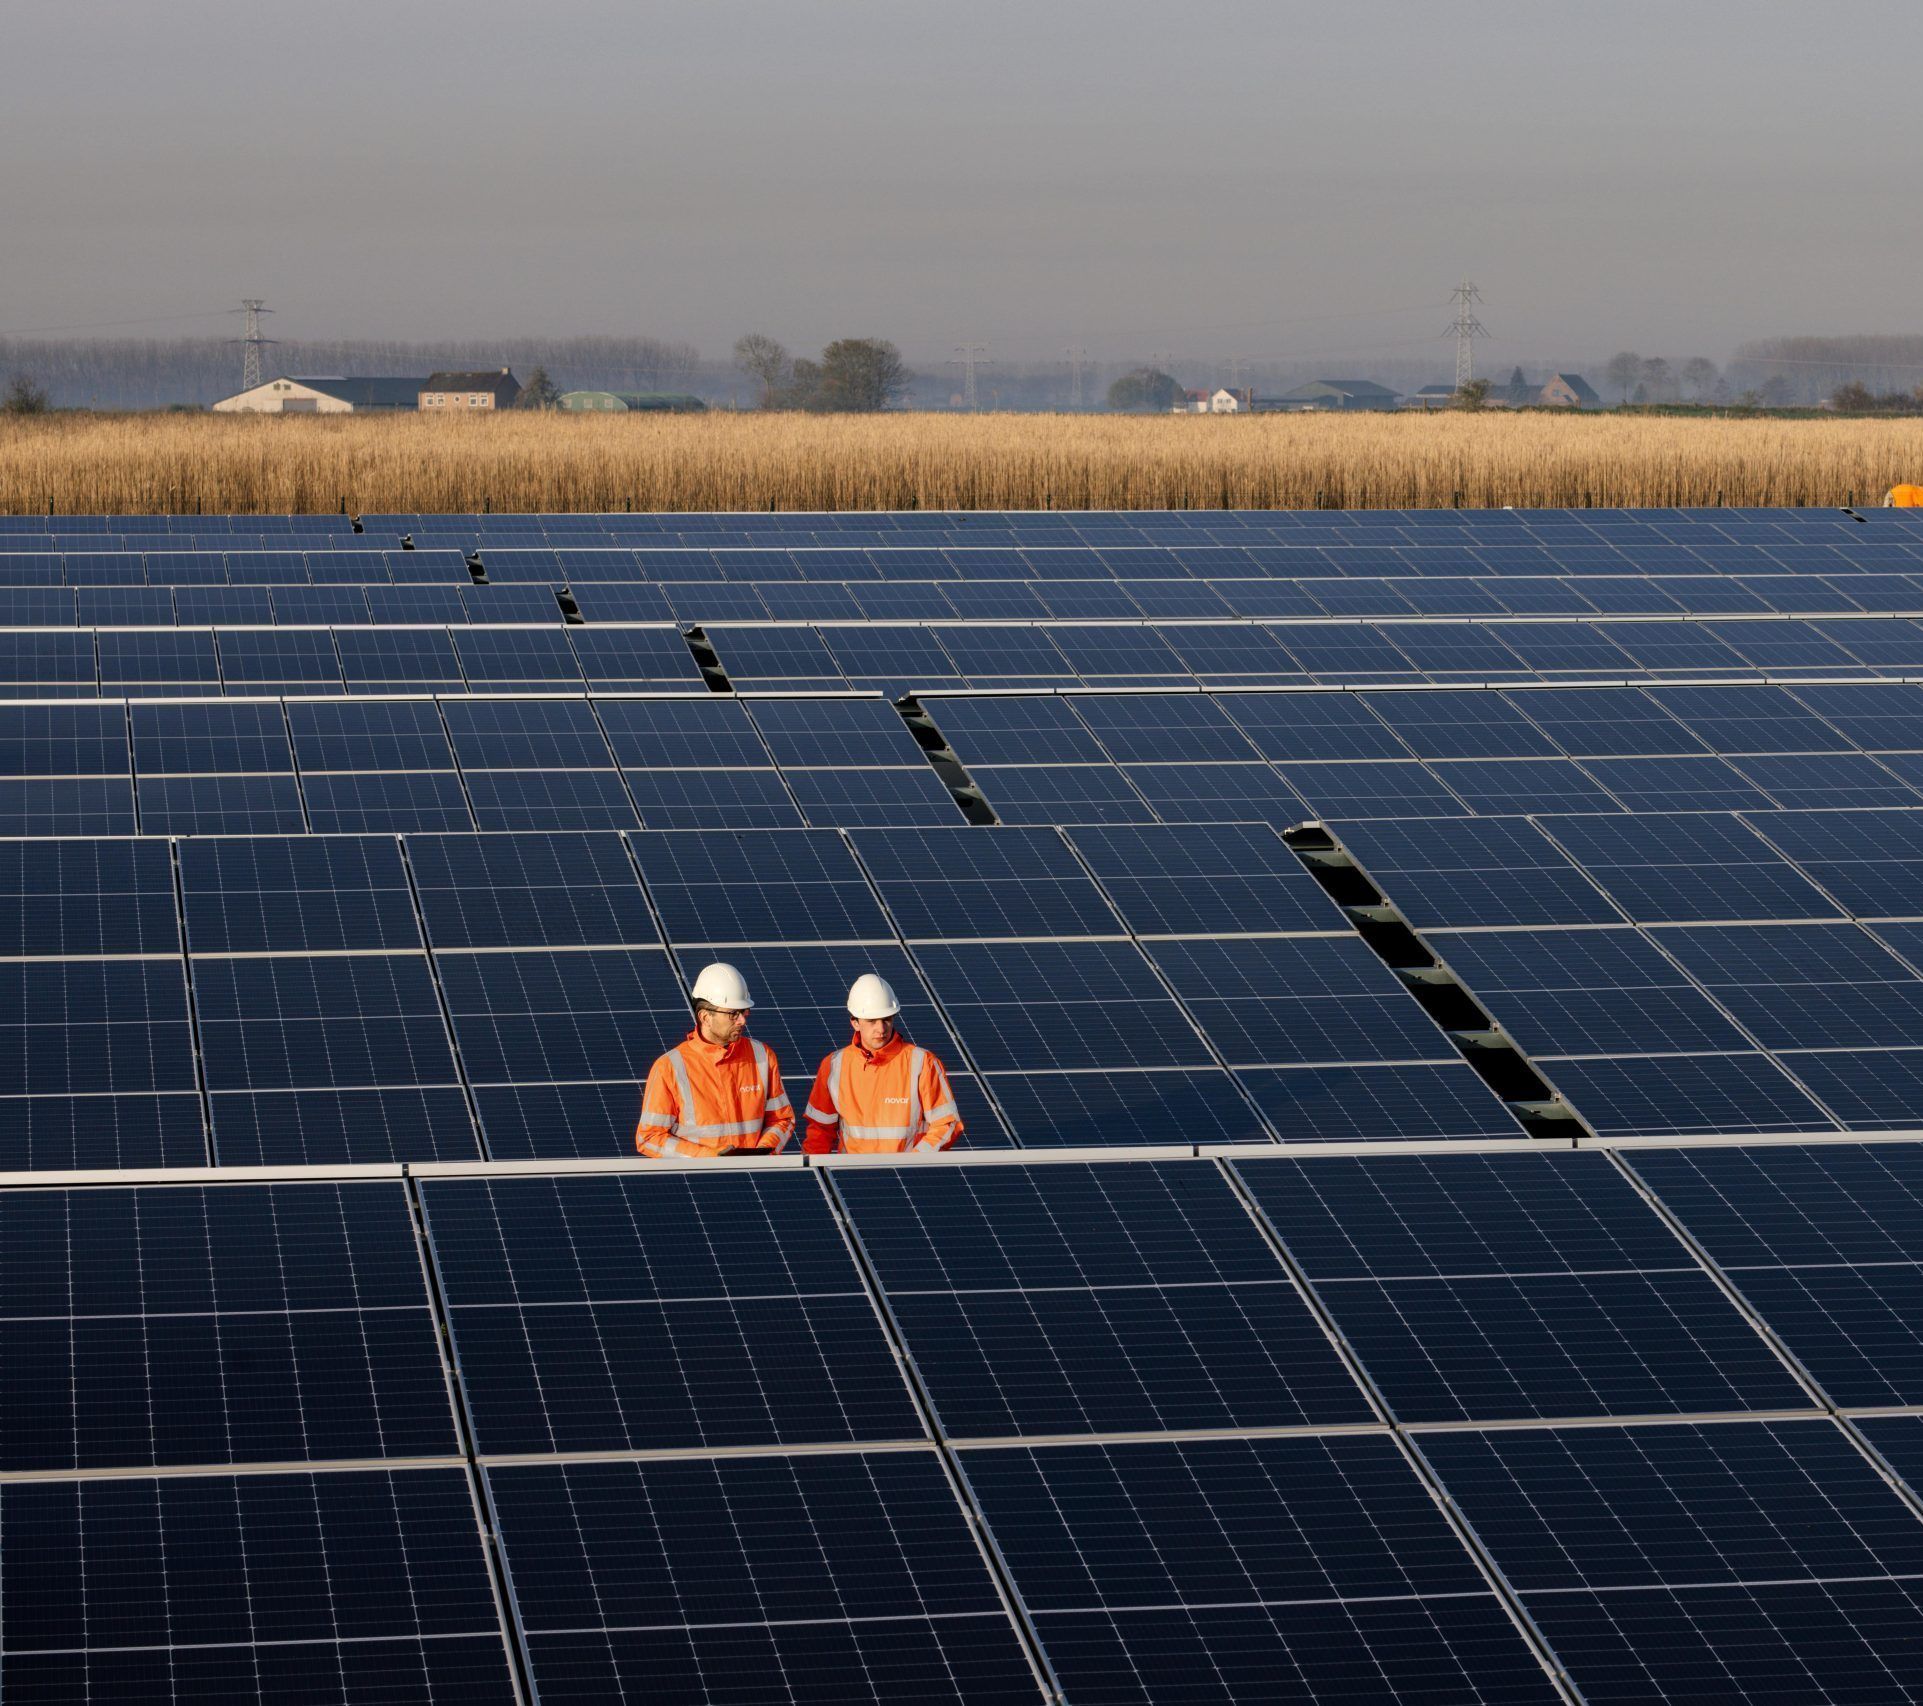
<box><xmin>212</xmin><ymin>376</ymin><xmax>427</xmax><ymax>413</ymax></box>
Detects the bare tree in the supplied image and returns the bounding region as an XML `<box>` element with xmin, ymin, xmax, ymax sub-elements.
<box><xmin>1</xmin><ymin>374</ymin><xmax>51</xmax><ymax>415</ymax></box>
<box><xmin>1680</xmin><ymin>357</ymin><xmax>1720</xmax><ymax>401</ymax></box>
<box><xmin>1603</xmin><ymin>351</ymin><xmax>1642</xmax><ymax>404</ymax></box>
<box><xmin>733</xmin><ymin>334</ymin><xmax>790</xmax><ymax>408</ymax></box>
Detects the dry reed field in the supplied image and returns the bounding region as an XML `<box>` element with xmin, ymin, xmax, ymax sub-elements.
<box><xmin>4</xmin><ymin>410</ymin><xmax>1923</xmax><ymax>514</ymax></box>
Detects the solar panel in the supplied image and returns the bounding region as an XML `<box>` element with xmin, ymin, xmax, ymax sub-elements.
<box><xmin>622</xmin><ymin>764</ymin><xmax>803</xmax><ymax>828</ymax></box>
<box><xmin>1540</xmin><ymin>1050</ymin><xmax>1836</xmax><ymax>1138</ymax></box>
<box><xmin>1365</xmin><ymin>689</ymin><xmax>1562</xmax><ymax>759</ymax></box>
<box><xmin>130</xmin><ymin>700</ymin><xmax>293</xmax><ymax>774</ymax></box>
<box><xmin>596</xmin><ymin>694</ymin><xmax>771</xmax><ymax>766</ymax></box>
<box><xmin>0</xmin><ymin>778</ymin><xmax>136</xmax><ymax>836</ymax></box>
<box><xmin>0</xmin><ymin>1180</ymin><xmax>457</xmax><ymax>1470</ymax></box>
<box><xmin>960</xmin><ymin>1435</ymin><xmax>1560</xmax><ymax>1705</ymax></box>
<box><xmin>0</xmin><ymin>1469</ymin><xmax>518</xmax><ymax>1697</ymax></box>
<box><xmin>1239</xmin><ymin>1151</ymin><xmax>1807</xmax><ymax>1422</ymax></box>
<box><xmin>421</xmin><ymin>1171</ymin><xmax>924</xmax><ymax>1452</ymax></box>
<box><xmin>0</xmin><ymin>1092</ymin><xmax>206</xmax><ymax>1172</ymax></box>
<box><xmin>1242</xmin><ymin>1061</ymin><xmax>1527</xmax><ymax>1143</ymax></box>
<box><xmin>783</xmin><ymin>763</ymin><xmax>965</xmax><ymax>828</ymax></box>
<box><xmin>1218</xmin><ymin>690</ymin><xmax>1413</xmax><ymax>761</ymax></box>
<box><xmin>135</xmin><ymin>773</ymin><xmax>308</xmax><ymax>834</ymax></box>
<box><xmin>1420</xmin><ymin>1419</ymin><xmax>1923</xmax><ymax>1705</ymax></box>
<box><xmin>0</xmin><ymin>838</ymin><xmax>176</xmax><ymax>956</ymax></box>
<box><xmin>835</xmin><ymin>1161</ymin><xmax>1373</xmax><ymax>1436</ymax></box>
<box><xmin>565</xmin><ymin>626</ymin><xmax>706</xmax><ymax>688</ymax></box>
<box><xmin>1539</xmin><ymin>810</ymin><xmax>1845</xmax><ymax>923</ymax></box>
<box><xmin>914</xmin><ymin>938</ymin><xmax>1212</xmax><ymax>1072</ymax></box>
<box><xmin>434</xmin><ymin>944</ymin><xmax>686</xmax><ymax>1090</ymax></box>
<box><xmin>1333</xmin><ymin>816</ymin><xmax>1620</xmax><ymax>929</ymax></box>
<box><xmin>439</xmin><ymin>696</ymin><xmax>614</xmax><ymax>769</ymax></box>
<box><xmin>920</xmin><ymin>694</ymin><xmax>1109</xmax><ymax>765</ymax></box>
<box><xmin>179</xmin><ymin>834</ymin><xmax>418</xmax><ymax>955</ymax></box>
<box><xmin>333</xmin><ymin>625</ymin><xmax>466</xmax><ymax>689</ymax></box>
<box><xmin>631</xmin><ymin>826</ymin><xmax>890</xmax><ymax>944</ymax></box>
<box><xmin>486</xmin><ymin>1453</ymin><xmax>1042</xmax><ymax>1703</ymax></box>
<box><xmin>1066</xmin><ymin>820</ymin><xmax>1342</xmax><ymax>936</ymax></box>
<box><xmin>299</xmin><ymin>768</ymin><xmax>474</xmax><ymax>833</ymax></box>
<box><xmin>288</xmin><ymin>696</ymin><xmax>457</xmax><ymax>777</ymax></box>
<box><xmin>1146</xmin><ymin>935</ymin><xmax>1453</xmax><ymax>1068</ymax></box>
<box><xmin>408</xmin><ymin>831</ymin><xmax>656</xmax><ymax>949</ymax></box>
<box><xmin>747</xmin><ymin>695</ymin><xmax>930</xmax><ymax>767</ymax></box>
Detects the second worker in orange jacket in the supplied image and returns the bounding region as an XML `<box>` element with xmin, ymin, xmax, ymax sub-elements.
<box><xmin>803</xmin><ymin>973</ymin><xmax>963</xmax><ymax>1155</ymax></box>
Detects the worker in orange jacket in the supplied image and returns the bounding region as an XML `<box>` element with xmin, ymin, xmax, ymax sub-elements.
<box><xmin>803</xmin><ymin>974</ymin><xmax>963</xmax><ymax>1155</ymax></box>
<box><xmin>636</xmin><ymin>961</ymin><xmax>794</xmax><ymax>1158</ymax></box>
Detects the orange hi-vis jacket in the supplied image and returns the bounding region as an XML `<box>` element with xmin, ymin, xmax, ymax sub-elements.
<box><xmin>803</xmin><ymin>1033</ymin><xmax>962</xmax><ymax>1154</ymax></box>
<box><xmin>636</xmin><ymin>1032</ymin><xmax>794</xmax><ymax>1159</ymax></box>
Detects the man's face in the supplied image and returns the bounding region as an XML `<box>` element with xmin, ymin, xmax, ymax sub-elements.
<box><xmin>853</xmin><ymin>1015</ymin><xmax>895</xmax><ymax>1053</ymax></box>
<box><xmin>699</xmin><ymin>1005</ymin><xmax>749</xmax><ymax>1045</ymax></box>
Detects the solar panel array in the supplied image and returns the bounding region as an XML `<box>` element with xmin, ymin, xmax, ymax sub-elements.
<box><xmin>7</xmin><ymin>503</ymin><xmax>1923</xmax><ymax>1704</ymax></box>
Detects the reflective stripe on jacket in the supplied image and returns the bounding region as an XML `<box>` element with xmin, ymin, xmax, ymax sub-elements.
<box><xmin>636</xmin><ymin>1032</ymin><xmax>793</xmax><ymax>1158</ymax></box>
<box><xmin>804</xmin><ymin>1034</ymin><xmax>961</xmax><ymax>1154</ymax></box>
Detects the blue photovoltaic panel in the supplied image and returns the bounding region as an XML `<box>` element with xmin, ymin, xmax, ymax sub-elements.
<box><xmin>1242</xmin><ymin>1062</ymin><xmax>1527</xmax><ymax>1144</ymax></box>
<box><xmin>623</xmin><ymin>766</ymin><xmax>804</xmax><ymax>829</ymax></box>
<box><xmin>333</xmin><ymin>625</ymin><xmax>467</xmax><ymax>689</ymax></box>
<box><xmin>1421</xmin><ymin>1420</ymin><xmax>1923</xmax><ymax>1706</ymax></box>
<box><xmin>1630</xmin><ymin>1142</ymin><xmax>1923</xmax><ymax>1406</ymax></box>
<box><xmin>1743</xmin><ymin>807</ymin><xmax>1923</xmax><ymax>917</ymax></box>
<box><xmin>468</xmin><ymin>1080</ymin><xmax>647</xmax><ymax>1162</ymax></box>
<box><xmin>0</xmin><ymin>838</ymin><xmax>177</xmax><ymax>956</ymax></box>
<box><xmin>179</xmin><ymin>834</ymin><xmax>419</xmax><ymax>953</ymax></box>
<box><xmin>191</xmin><ymin>953</ymin><xmax>461</xmax><ymax>1095</ymax></box>
<box><xmin>1539</xmin><ymin>810</ymin><xmax>1845</xmax><ymax>923</ymax></box>
<box><xmin>1787</xmin><ymin>681</ymin><xmax>1923</xmax><ymax>750</ymax></box>
<box><xmin>434</xmin><ymin>945</ymin><xmax>686</xmax><ymax>1088</ymax></box>
<box><xmin>596</xmin><ymin>694</ymin><xmax>771</xmax><ymax>766</ymax></box>
<box><xmin>1646</xmin><ymin>683</ymin><xmax>1858</xmax><ymax>754</ymax></box>
<box><xmin>1069</xmin><ymin>694</ymin><xmax>1263</xmax><ymax>762</ymax></box>
<box><xmin>210</xmin><ymin>1085</ymin><xmax>480</xmax><ymax>1166</ymax></box>
<box><xmin>783</xmin><ymin>763</ymin><xmax>966</xmax><ymax>828</ymax></box>
<box><xmin>0</xmin><ymin>779</ymin><xmax>136</xmax><ymax>836</ymax></box>
<box><xmin>1119</xmin><ymin>761</ymin><xmax>1306</xmax><ymax>828</ymax></box>
<box><xmin>1238</xmin><ymin>1151</ymin><xmax>1808</xmax><ymax>1422</ymax></box>
<box><xmin>0</xmin><ymin>1180</ymin><xmax>456</xmax><ymax>1470</ymax></box>
<box><xmin>130</xmin><ymin>700</ymin><xmax>293</xmax><ymax>774</ymax></box>
<box><xmin>1571</xmin><ymin>754</ymin><xmax>1778</xmax><ymax>812</ymax></box>
<box><xmin>1504</xmin><ymin>686</ymin><xmax>1709</xmax><ymax>757</ymax></box>
<box><xmin>461</xmin><ymin>766</ymin><xmax>639</xmax><ymax>831</ymax></box>
<box><xmin>703</xmin><ymin>626</ymin><xmax>846</xmax><ymax>685</ymax></box>
<box><xmin>836</xmin><ymin>1162</ymin><xmax>1372</xmax><ymax>1437</ymax></box>
<box><xmin>1363</xmin><ymin>689</ymin><xmax>1562</xmax><ymax>759</ymax></box>
<box><xmin>1728</xmin><ymin>749</ymin><xmax>1923</xmax><ymax>811</ymax></box>
<box><xmin>915</xmin><ymin>938</ymin><xmax>1212</xmax><ymax>1072</ymax></box>
<box><xmin>98</xmin><ymin>629</ymin><xmax>219</xmax><ymax>688</ymax></box>
<box><xmin>1066</xmin><ymin>820</ymin><xmax>1343</xmax><ymax>936</ymax></box>
<box><xmin>747</xmin><ymin>695</ymin><xmax>930</xmax><ymax>767</ymax></box>
<box><xmin>970</xmin><ymin>762</ymin><xmax>1151</xmax><ymax>824</ymax></box>
<box><xmin>0</xmin><ymin>959</ymin><xmax>197</xmax><ymax>1097</ymax></box>
<box><xmin>1147</xmin><ymin>935</ymin><xmax>1452</xmax><ymax>1068</ymax></box>
<box><xmin>136</xmin><ymin>773</ymin><xmax>307</xmax><ymax>835</ymax></box>
<box><xmin>299</xmin><ymin>769</ymin><xmax>473</xmax><ymax>834</ymax></box>
<box><xmin>918</xmin><ymin>694</ymin><xmax>1109</xmax><ymax>765</ymax></box>
<box><xmin>854</xmin><ymin>825</ymin><xmax>1121</xmax><ymax>939</ymax></box>
<box><xmin>985</xmin><ymin>1067</ymin><xmax>1273</xmax><ymax>1147</ymax></box>
<box><xmin>214</xmin><ymin>628</ymin><xmax>343</xmax><ymax>689</ymax></box>
<box><xmin>1333</xmin><ymin>815</ymin><xmax>1620</xmax><ymax>929</ymax></box>
<box><xmin>1543</xmin><ymin>1050</ymin><xmax>1837</xmax><ymax>1138</ymax></box>
<box><xmin>0</xmin><ymin>1092</ymin><xmax>206</xmax><ymax>1172</ymax></box>
<box><xmin>407</xmin><ymin>831</ymin><xmax>656</xmax><ymax>949</ymax></box>
<box><xmin>487</xmin><ymin>1453</ymin><xmax>1041</xmax><ymax>1704</ymax></box>
<box><xmin>440</xmin><ymin>696</ymin><xmax>613</xmax><ymax>769</ymax></box>
<box><xmin>0</xmin><ymin>1469</ymin><xmax>517</xmax><ymax>1700</ymax></box>
<box><xmin>0</xmin><ymin>705</ymin><xmax>119</xmax><ymax>783</ymax></box>
<box><xmin>1434</xmin><ymin>926</ymin><xmax>1750</xmax><ymax>1058</ymax></box>
<box><xmin>1274</xmin><ymin>758</ymin><xmax>1468</xmax><ymax>820</ymax></box>
<box><xmin>422</xmin><ymin>1172</ymin><xmax>924</xmax><ymax>1453</ymax></box>
<box><xmin>631</xmin><ymin>826</ymin><xmax>891</xmax><ymax>944</ymax></box>
<box><xmin>450</xmin><ymin>627</ymin><xmax>585</xmax><ymax>686</ymax></box>
<box><xmin>961</xmin><ymin>1436</ymin><xmax>1560</xmax><ymax>1706</ymax></box>
<box><xmin>1656</xmin><ymin>921</ymin><xmax>1923</xmax><ymax>1050</ymax></box>
<box><xmin>1427</xmin><ymin>757</ymin><xmax>1624</xmax><ymax>816</ymax></box>
<box><xmin>1217</xmin><ymin>691</ymin><xmax>1413</xmax><ymax>761</ymax></box>
<box><xmin>567</xmin><ymin>626</ymin><xmax>706</xmax><ymax>688</ymax></box>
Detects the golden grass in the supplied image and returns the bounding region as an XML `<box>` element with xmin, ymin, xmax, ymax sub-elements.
<box><xmin>4</xmin><ymin>410</ymin><xmax>1923</xmax><ymax>514</ymax></box>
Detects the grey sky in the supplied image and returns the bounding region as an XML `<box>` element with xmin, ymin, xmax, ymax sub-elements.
<box><xmin>4</xmin><ymin>0</ymin><xmax>1915</xmax><ymax>366</ymax></box>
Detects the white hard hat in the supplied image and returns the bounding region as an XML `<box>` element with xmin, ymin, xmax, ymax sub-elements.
<box><xmin>847</xmin><ymin>973</ymin><xmax>901</xmax><ymax>1020</ymax></box>
<box><xmin>690</xmin><ymin>961</ymin><xmax>753</xmax><ymax>1010</ymax></box>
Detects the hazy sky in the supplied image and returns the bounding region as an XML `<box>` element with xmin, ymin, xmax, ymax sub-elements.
<box><xmin>4</xmin><ymin>0</ymin><xmax>1916</xmax><ymax>366</ymax></box>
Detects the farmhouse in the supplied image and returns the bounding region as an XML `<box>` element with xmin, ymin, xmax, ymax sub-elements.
<box><xmin>419</xmin><ymin>369</ymin><xmax>522</xmax><ymax>411</ymax></box>
<box><xmin>211</xmin><ymin>375</ymin><xmax>426</xmax><ymax>413</ymax></box>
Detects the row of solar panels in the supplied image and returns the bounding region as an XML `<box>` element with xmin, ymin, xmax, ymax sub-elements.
<box><xmin>21</xmin><ymin>619</ymin><xmax>1923</xmax><ymax>702</ymax></box>
<box><xmin>0</xmin><ymin>817</ymin><xmax>1529</xmax><ymax>1169</ymax></box>
<box><xmin>13</xmin><ymin>539</ymin><xmax>1923</xmax><ymax>584</ymax></box>
<box><xmin>16</xmin><ymin>798</ymin><xmax>1923</xmax><ymax>1166</ymax></box>
<box><xmin>17</xmin><ymin>684</ymin><xmax>1923</xmax><ymax>836</ymax></box>
<box><xmin>9</xmin><ymin>1149</ymin><xmax>1923</xmax><ymax>1701</ymax></box>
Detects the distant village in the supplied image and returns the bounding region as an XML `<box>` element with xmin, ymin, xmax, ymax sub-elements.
<box><xmin>1177</xmin><ymin>369</ymin><xmax>1600</xmax><ymax>413</ymax></box>
<box><xmin>211</xmin><ymin>371</ymin><xmax>707</xmax><ymax>414</ymax></box>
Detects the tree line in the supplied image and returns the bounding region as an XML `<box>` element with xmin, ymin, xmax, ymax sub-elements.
<box><xmin>731</xmin><ymin>335</ymin><xmax>908</xmax><ymax>411</ymax></box>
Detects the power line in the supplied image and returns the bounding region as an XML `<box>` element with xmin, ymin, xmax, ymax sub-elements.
<box><xmin>1443</xmin><ymin>282</ymin><xmax>1489</xmax><ymax>389</ymax></box>
<box><xmin>1064</xmin><ymin>346</ymin><xmax>1088</xmax><ymax>410</ymax></box>
<box><xmin>0</xmin><ymin>309</ymin><xmax>236</xmax><ymax>339</ymax></box>
<box><xmin>950</xmin><ymin>343</ymin><xmax>990</xmax><ymax>411</ymax></box>
<box><xmin>230</xmin><ymin>299</ymin><xmax>277</xmax><ymax>390</ymax></box>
